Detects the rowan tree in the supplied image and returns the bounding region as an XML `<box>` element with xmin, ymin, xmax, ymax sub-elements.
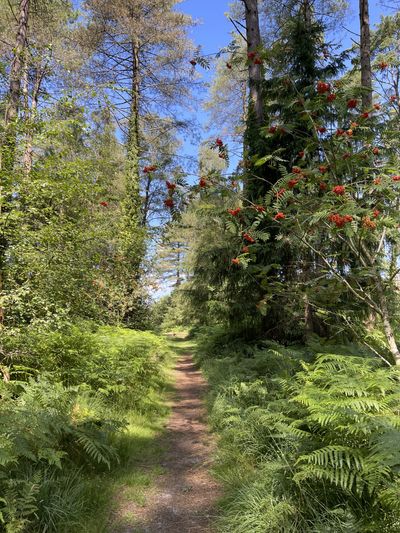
<box><xmin>233</xmin><ymin>82</ymin><xmax>400</xmax><ymax>364</ymax></box>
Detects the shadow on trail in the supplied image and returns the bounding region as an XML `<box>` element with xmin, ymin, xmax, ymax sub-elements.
<box><xmin>114</xmin><ymin>353</ymin><xmax>221</xmax><ymax>533</ymax></box>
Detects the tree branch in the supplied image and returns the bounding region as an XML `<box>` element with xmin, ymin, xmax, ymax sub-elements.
<box><xmin>229</xmin><ymin>17</ymin><xmax>248</xmax><ymax>43</ymax></box>
<box><xmin>295</xmin><ymin>228</ymin><xmax>382</xmax><ymax>316</ymax></box>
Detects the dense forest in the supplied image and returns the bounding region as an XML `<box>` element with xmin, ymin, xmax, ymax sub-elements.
<box><xmin>1</xmin><ymin>0</ymin><xmax>400</xmax><ymax>531</ymax></box>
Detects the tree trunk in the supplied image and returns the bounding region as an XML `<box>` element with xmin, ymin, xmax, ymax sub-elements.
<box><xmin>126</xmin><ymin>40</ymin><xmax>142</xmax><ymax>229</ymax></box>
<box><xmin>381</xmin><ymin>313</ymin><xmax>400</xmax><ymax>365</ymax></box>
<box><xmin>176</xmin><ymin>245</ymin><xmax>182</xmax><ymax>287</ymax></box>
<box><xmin>22</xmin><ymin>56</ymin><xmax>29</xmax><ymax>120</ymax></box>
<box><xmin>141</xmin><ymin>173</ymin><xmax>151</xmax><ymax>227</ymax></box>
<box><xmin>23</xmin><ymin>66</ymin><xmax>43</xmax><ymax>175</ymax></box>
<box><xmin>0</xmin><ymin>0</ymin><xmax>30</xmax><ymax>325</ymax></box>
<box><xmin>302</xmin><ymin>0</ymin><xmax>312</xmax><ymax>27</ymax></box>
<box><xmin>375</xmin><ymin>279</ymin><xmax>400</xmax><ymax>365</ymax></box>
<box><xmin>304</xmin><ymin>293</ymin><xmax>314</xmax><ymax>338</ymax></box>
<box><xmin>123</xmin><ymin>37</ymin><xmax>145</xmax><ymax>321</ymax></box>
<box><xmin>242</xmin><ymin>0</ymin><xmax>263</xmax><ymax>124</ymax></box>
<box><xmin>2</xmin><ymin>0</ymin><xmax>30</xmax><ymax>171</ymax></box>
<box><xmin>359</xmin><ymin>0</ymin><xmax>372</xmax><ymax>109</ymax></box>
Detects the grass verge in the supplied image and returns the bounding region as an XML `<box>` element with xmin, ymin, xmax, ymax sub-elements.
<box><xmin>71</xmin><ymin>328</ymin><xmax>177</xmax><ymax>533</ymax></box>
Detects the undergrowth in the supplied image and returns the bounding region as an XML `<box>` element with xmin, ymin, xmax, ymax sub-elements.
<box><xmin>0</xmin><ymin>324</ymin><xmax>173</xmax><ymax>532</ymax></box>
<box><xmin>196</xmin><ymin>325</ymin><xmax>400</xmax><ymax>533</ymax></box>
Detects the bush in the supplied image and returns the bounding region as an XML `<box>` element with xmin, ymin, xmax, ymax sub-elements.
<box><xmin>87</xmin><ymin>327</ymin><xmax>171</xmax><ymax>410</ymax></box>
<box><xmin>2</xmin><ymin>323</ymin><xmax>170</xmax><ymax>410</ymax></box>
<box><xmin>0</xmin><ymin>325</ymin><xmax>172</xmax><ymax>532</ymax></box>
<box><xmin>198</xmin><ymin>330</ymin><xmax>400</xmax><ymax>532</ymax></box>
<box><xmin>0</xmin><ymin>322</ymin><xmax>99</xmax><ymax>385</ymax></box>
<box><xmin>0</xmin><ymin>379</ymin><xmax>121</xmax><ymax>531</ymax></box>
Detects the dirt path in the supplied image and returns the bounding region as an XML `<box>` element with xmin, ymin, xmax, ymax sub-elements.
<box><xmin>115</xmin><ymin>352</ymin><xmax>221</xmax><ymax>532</ymax></box>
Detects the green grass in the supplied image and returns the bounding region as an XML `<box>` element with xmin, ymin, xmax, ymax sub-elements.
<box><xmin>69</xmin><ymin>329</ymin><xmax>183</xmax><ymax>532</ymax></box>
<box><xmin>73</xmin><ymin>410</ymin><xmax>168</xmax><ymax>532</ymax></box>
<box><xmin>20</xmin><ymin>329</ymin><xmax>197</xmax><ymax>532</ymax></box>
<box><xmin>165</xmin><ymin>333</ymin><xmax>198</xmax><ymax>356</ymax></box>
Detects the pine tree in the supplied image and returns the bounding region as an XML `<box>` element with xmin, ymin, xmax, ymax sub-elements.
<box><xmin>81</xmin><ymin>0</ymin><xmax>196</xmax><ymax>323</ymax></box>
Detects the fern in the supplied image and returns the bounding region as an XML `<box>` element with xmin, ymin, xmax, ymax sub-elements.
<box><xmin>0</xmin><ymin>474</ymin><xmax>41</xmax><ymax>533</ymax></box>
<box><xmin>201</xmin><ymin>334</ymin><xmax>400</xmax><ymax>530</ymax></box>
<box><xmin>288</xmin><ymin>353</ymin><xmax>400</xmax><ymax>501</ymax></box>
<box><xmin>74</xmin><ymin>431</ymin><xmax>115</xmax><ymax>469</ymax></box>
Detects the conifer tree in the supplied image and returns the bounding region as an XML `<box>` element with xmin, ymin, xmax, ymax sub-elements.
<box><xmin>81</xmin><ymin>0</ymin><xmax>195</xmax><ymax>323</ymax></box>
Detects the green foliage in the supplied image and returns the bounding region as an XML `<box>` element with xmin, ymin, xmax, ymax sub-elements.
<box><xmin>1</xmin><ymin>322</ymin><xmax>98</xmax><ymax>384</ymax></box>
<box><xmin>2</xmin><ymin>323</ymin><xmax>170</xmax><ymax>410</ymax></box>
<box><xmin>198</xmin><ymin>329</ymin><xmax>400</xmax><ymax>532</ymax></box>
<box><xmin>291</xmin><ymin>354</ymin><xmax>400</xmax><ymax>500</ymax></box>
<box><xmin>179</xmin><ymin>6</ymin><xmax>400</xmax><ymax>357</ymax></box>
<box><xmin>0</xmin><ymin>379</ymin><xmax>120</xmax><ymax>530</ymax></box>
<box><xmin>89</xmin><ymin>326</ymin><xmax>171</xmax><ymax>409</ymax></box>
<box><xmin>150</xmin><ymin>292</ymin><xmax>192</xmax><ymax>333</ymax></box>
<box><xmin>0</xmin><ymin>325</ymin><xmax>172</xmax><ymax>531</ymax></box>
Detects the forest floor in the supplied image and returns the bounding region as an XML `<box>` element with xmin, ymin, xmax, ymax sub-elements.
<box><xmin>111</xmin><ymin>336</ymin><xmax>221</xmax><ymax>532</ymax></box>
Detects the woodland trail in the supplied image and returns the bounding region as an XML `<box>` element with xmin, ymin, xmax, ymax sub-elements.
<box><xmin>113</xmin><ymin>339</ymin><xmax>221</xmax><ymax>532</ymax></box>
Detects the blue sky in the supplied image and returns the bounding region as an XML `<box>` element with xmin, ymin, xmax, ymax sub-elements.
<box><xmin>181</xmin><ymin>0</ymin><xmax>233</xmax><ymax>57</ymax></box>
<box><xmin>177</xmin><ymin>0</ymin><xmax>235</xmax><ymax>178</ymax></box>
<box><xmin>180</xmin><ymin>1</ymin><xmax>395</xmax><ymax>59</ymax></box>
<box><xmin>177</xmin><ymin>0</ymin><xmax>396</xmax><ymax>175</ymax></box>
<box><xmin>153</xmin><ymin>0</ymin><xmax>396</xmax><ymax>298</ymax></box>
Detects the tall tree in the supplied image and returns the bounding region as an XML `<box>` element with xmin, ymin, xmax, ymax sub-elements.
<box><xmin>81</xmin><ymin>0</ymin><xmax>196</xmax><ymax>308</ymax></box>
<box><xmin>0</xmin><ymin>0</ymin><xmax>30</xmax><ymax>324</ymax></box>
<box><xmin>241</xmin><ymin>0</ymin><xmax>264</xmax><ymax>124</ymax></box>
<box><xmin>1</xmin><ymin>0</ymin><xmax>30</xmax><ymax>171</ymax></box>
<box><xmin>204</xmin><ymin>34</ymin><xmax>248</xmax><ymax>148</ymax></box>
<box><xmin>156</xmin><ymin>225</ymin><xmax>187</xmax><ymax>288</ymax></box>
<box><xmin>20</xmin><ymin>0</ymin><xmax>77</xmax><ymax>174</ymax></box>
<box><xmin>360</xmin><ymin>0</ymin><xmax>372</xmax><ymax>108</ymax></box>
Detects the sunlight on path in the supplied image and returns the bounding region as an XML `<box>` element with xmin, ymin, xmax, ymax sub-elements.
<box><xmin>112</xmin><ymin>340</ymin><xmax>221</xmax><ymax>532</ymax></box>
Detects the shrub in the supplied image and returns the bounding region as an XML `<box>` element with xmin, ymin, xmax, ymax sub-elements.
<box><xmin>87</xmin><ymin>327</ymin><xmax>171</xmax><ymax>410</ymax></box>
<box><xmin>199</xmin><ymin>330</ymin><xmax>400</xmax><ymax>532</ymax></box>
<box><xmin>0</xmin><ymin>322</ymin><xmax>99</xmax><ymax>385</ymax></box>
<box><xmin>0</xmin><ymin>379</ymin><xmax>122</xmax><ymax>531</ymax></box>
<box><xmin>0</xmin><ymin>325</ymin><xmax>172</xmax><ymax>531</ymax></box>
<box><xmin>1</xmin><ymin>324</ymin><xmax>171</xmax><ymax>410</ymax></box>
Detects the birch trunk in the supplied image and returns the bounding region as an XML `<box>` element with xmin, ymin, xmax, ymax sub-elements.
<box><xmin>375</xmin><ymin>278</ymin><xmax>400</xmax><ymax>365</ymax></box>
